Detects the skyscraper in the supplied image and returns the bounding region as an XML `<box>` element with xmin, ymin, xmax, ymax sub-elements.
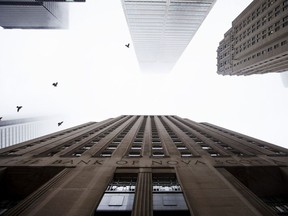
<box><xmin>0</xmin><ymin>0</ymin><xmax>85</xmax><ymax>29</ymax></box>
<box><xmin>0</xmin><ymin>117</ymin><xmax>58</xmax><ymax>149</ymax></box>
<box><xmin>0</xmin><ymin>115</ymin><xmax>287</xmax><ymax>215</ymax></box>
<box><xmin>121</xmin><ymin>0</ymin><xmax>217</xmax><ymax>72</ymax></box>
<box><xmin>217</xmin><ymin>0</ymin><xmax>288</xmax><ymax>76</ymax></box>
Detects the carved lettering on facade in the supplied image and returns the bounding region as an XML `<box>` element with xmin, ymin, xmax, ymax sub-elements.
<box><xmin>213</xmin><ymin>158</ymin><xmax>282</xmax><ymax>166</ymax></box>
<box><xmin>116</xmin><ymin>160</ymin><xmax>128</xmax><ymax>165</ymax></box>
<box><xmin>93</xmin><ymin>160</ymin><xmax>104</xmax><ymax>165</ymax></box>
<box><xmin>77</xmin><ymin>160</ymin><xmax>91</xmax><ymax>165</ymax></box>
<box><xmin>181</xmin><ymin>160</ymin><xmax>192</xmax><ymax>165</ymax></box>
<box><xmin>167</xmin><ymin>161</ymin><xmax>178</xmax><ymax>165</ymax></box>
<box><xmin>152</xmin><ymin>160</ymin><xmax>163</xmax><ymax>165</ymax></box>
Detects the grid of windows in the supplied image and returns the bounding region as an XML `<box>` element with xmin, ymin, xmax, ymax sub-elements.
<box><xmin>158</xmin><ymin>117</ymin><xmax>193</xmax><ymax>157</ymax></box>
<box><xmin>201</xmin><ymin>123</ymin><xmax>287</xmax><ymax>156</ymax></box>
<box><xmin>96</xmin><ymin>117</ymin><xmax>139</xmax><ymax>158</ymax></box>
<box><xmin>173</xmin><ymin>118</ymin><xmax>254</xmax><ymax>157</ymax></box>
<box><xmin>35</xmin><ymin>118</ymin><xmax>128</xmax><ymax>157</ymax></box>
<box><xmin>121</xmin><ymin>0</ymin><xmax>216</xmax><ymax>72</ymax></box>
<box><xmin>0</xmin><ymin>122</ymin><xmax>96</xmax><ymax>157</ymax></box>
<box><xmin>168</xmin><ymin>117</ymin><xmax>224</xmax><ymax>157</ymax></box>
<box><xmin>217</xmin><ymin>0</ymin><xmax>288</xmax><ymax>75</ymax></box>
<box><xmin>2</xmin><ymin>115</ymin><xmax>286</xmax><ymax>160</ymax></box>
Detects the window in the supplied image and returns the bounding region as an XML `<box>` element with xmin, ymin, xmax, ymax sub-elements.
<box><xmin>153</xmin><ymin>174</ymin><xmax>190</xmax><ymax>216</ymax></box>
<box><xmin>284</xmin><ymin>0</ymin><xmax>288</xmax><ymax>10</ymax></box>
<box><xmin>209</xmin><ymin>151</ymin><xmax>221</xmax><ymax>157</ymax></box>
<box><xmin>96</xmin><ymin>174</ymin><xmax>137</xmax><ymax>215</ymax></box>
<box><xmin>283</xmin><ymin>16</ymin><xmax>288</xmax><ymax>27</ymax></box>
<box><xmin>268</xmin><ymin>10</ymin><xmax>273</xmax><ymax>21</ymax></box>
<box><xmin>100</xmin><ymin>150</ymin><xmax>113</xmax><ymax>157</ymax></box>
<box><xmin>202</xmin><ymin>146</ymin><xmax>212</xmax><ymax>150</ymax></box>
<box><xmin>262</xmin><ymin>16</ymin><xmax>267</xmax><ymax>26</ymax></box>
<box><xmin>152</xmin><ymin>151</ymin><xmax>165</xmax><ymax>157</ymax></box>
<box><xmin>275</xmin><ymin>6</ymin><xmax>280</xmax><ymax>16</ymax></box>
<box><xmin>275</xmin><ymin>21</ymin><xmax>281</xmax><ymax>31</ymax></box>
<box><xmin>274</xmin><ymin>43</ymin><xmax>279</xmax><ymax>49</ymax></box>
<box><xmin>128</xmin><ymin>150</ymin><xmax>141</xmax><ymax>157</ymax></box>
<box><xmin>152</xmin><ymin>144</ymin><xmax>163</xmax><ymax>150</ymax></box>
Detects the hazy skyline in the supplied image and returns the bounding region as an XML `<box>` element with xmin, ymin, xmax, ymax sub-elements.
<box><xmin>1</xmin><ymin>0</ymin><xmax>288</xmax><ymax>148</ymax></box>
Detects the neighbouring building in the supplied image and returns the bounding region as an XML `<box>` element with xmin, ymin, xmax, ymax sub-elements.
<box><xmin>121</xmin><ymin>0</ymin><xmax>216</xmax><ymax>72</ymax></box>
<box><xmin>0</xmin><ymin>117</ymin><xmax>58</xmax><ymax>149</ymax></box>
<box><xmin>217</xmin><ymin>0</ymin><xmax>288</xmax><ymax>76</ymax></box>
<box><xmin>0</xmin><ymin>0</ymin><xmax>85</xmax><ymax>29</ymax></box>
<box><xmin>0</xmin><ymin>115</ymin><xmax>288</xmax><ymax>216</ymax></box>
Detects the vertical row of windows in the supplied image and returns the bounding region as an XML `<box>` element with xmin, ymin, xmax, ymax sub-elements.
<box><xmin>150</xmin><ymin>117</ymin><xmax>165</xmax><ymax>157</ymax></box>
<box><xmin>127</xmin><ymin>116</ymin><xmax>147</xmax><ymax>157</ymax></box>
<box><xmin>96</xmin><ymin>117</ymin><xmax>139</xmax><ymax>158</ymax></box>
<box><xmin>158</xmin><ymin>117</ymin><xmax>193</xmax><ymax>157</ymax></box>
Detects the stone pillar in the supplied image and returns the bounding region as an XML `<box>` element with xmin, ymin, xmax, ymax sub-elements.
<box><xmin>132</xmin><ymin>168</ymin><xmax>152</xmax><ymax>216</ymax></box>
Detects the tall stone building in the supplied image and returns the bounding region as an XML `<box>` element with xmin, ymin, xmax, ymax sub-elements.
<box><xmin>0</xmin><ymin>0</ymin><xmax>85</xmax><ymax>29</ymax></box>
<box><xmin>0</xmin><ymin>115</ymin><xmax>288</xmax><ymax>216</ymax></box>
<box><xmin>121</xmin><ymin>0</ymin><xmax>217</xmax><ymax>72</ymax></box>
<box><xmin>217</xmin><ymin>0</ymin><xmax>288</xmax><ymax>76</ymax></box>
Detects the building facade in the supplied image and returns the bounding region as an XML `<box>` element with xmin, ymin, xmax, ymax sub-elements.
<box><xmin>0</xmin><ymin>115</ymin><xmax>288</xmax><ymax>216</ymax></box>
<box><xmin>0</xmin><ymin>0</ymin><xmax>85</xmax><ymax>29</ymax></box>
<box><xmin>217</xmin><ymin>0</ymin><xmax>288</xmax><ymax>76</ymax></box>
<box><xmin>121</xmin><ymin>0</ymin><xmax>216</xmax><ymax>72</ymax></box>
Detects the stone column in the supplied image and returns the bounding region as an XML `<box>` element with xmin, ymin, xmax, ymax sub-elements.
<box><xmin>132</xmin><ymin>168</ymin><xmax>152</xmax><ymax>216</ymax></box>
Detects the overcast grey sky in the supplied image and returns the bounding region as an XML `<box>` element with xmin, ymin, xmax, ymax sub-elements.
<box><xmin>0</xmin><ymin>0</ymin><xmax>288</xmax><ymax>148</ymax></box>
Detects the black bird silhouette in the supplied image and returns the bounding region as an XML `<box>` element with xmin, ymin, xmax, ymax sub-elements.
<box><xmin>58</xmin><ymin>121</ymin><xmax>63</xmax><ymax>126</ymax></box>
<box><xmin>16</xmin><ymin>106</ymin><xmax>22</xmax><ymax>112</ymax></box>
<box><xmin>125</xmin><ymin>43</ymin><xmax>130</xmax><ymax>48</ymax></box>
<box><xmin>0</xmin><ymin>117</ymin><xmax>2</xmax><ymax>121</ymax></box>
<box><xmin>52</xmin><ymin>82</ymin><xmax>58</xmax><ymax>87</ymax></box>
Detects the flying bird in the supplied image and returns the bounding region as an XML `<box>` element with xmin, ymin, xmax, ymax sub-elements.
<box><xmin>16</xmin><ymin>106</ymin><xmax>22</xmax><ymax>112</ymax></box>
<box><xmin>52</xmin><ymin>82</ymin><xmax>58</xmax><ymax>87</ymax></box>
<box><xmin>0</xmin><ymin>117</ymin><xmax>2</xmax><ymax>121</ymax></box>
<box><xmin>125</xmin><ymin>43</ymin><xmax>130</xmax><ymax>48</ymax></box>
<box><xmin>58</xmin><ymin>121</ymin><xmax>63</xmax><ymax>126</ymax></box>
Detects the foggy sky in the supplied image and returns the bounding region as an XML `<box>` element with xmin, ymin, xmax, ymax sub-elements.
<box><xmin>0</xmin><ymin>0</ymin><xmax>288</xmax><ymax>148</ymax></box>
